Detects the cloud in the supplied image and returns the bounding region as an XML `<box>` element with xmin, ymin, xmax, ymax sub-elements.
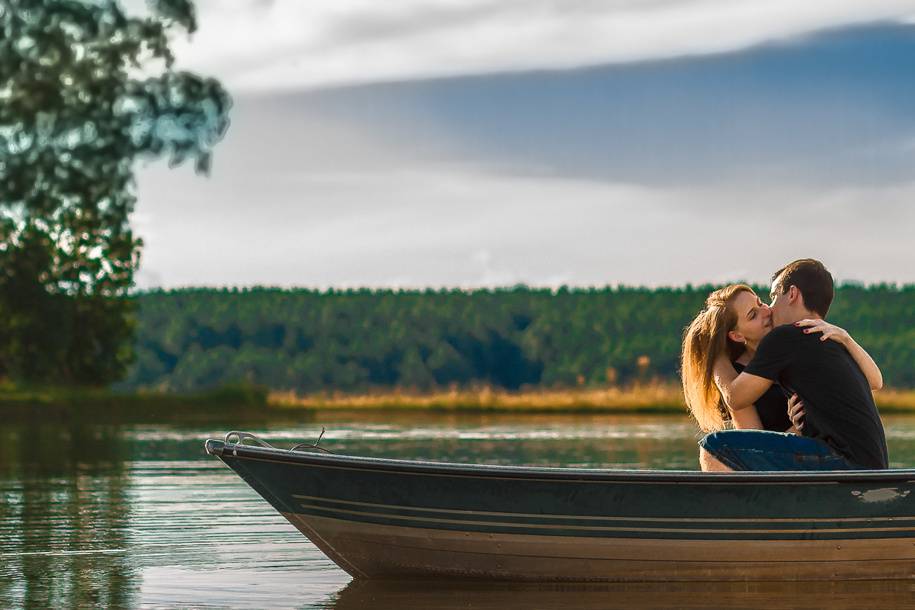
<box><xmin>134</xmin><ymin>154</ymin><xmax>915</xmax><ymax>289</ymax></box>
<box><xmin>172</xmin><ymin>0</ymin><xmax>915</xmax><ymax>91</ymax></box>
<box><xmin>129</xmin><ymin>45</ymin><xmax>915</xmax><ymax>290</ymax></box>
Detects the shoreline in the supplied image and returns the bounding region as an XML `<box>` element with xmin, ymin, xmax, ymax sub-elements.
<box><xmin>269</xmin><ymin>386</ymin><xmax>915</xmax><ymax>414</ymax></box>
<box><xmin>267</xmin><ymin>385</ymin><xmax>687</xmax><ymax>413</ymax></box>
<box><xmin>3</xmin><ymin>384</ymin><xmax>915</xmax><ymax>419</ymax></box>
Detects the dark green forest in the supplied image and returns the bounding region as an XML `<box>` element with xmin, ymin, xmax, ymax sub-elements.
<box><xmin>120</xmin><ymin>284</ymin><xmax>915</xmax><ymax>393</ymax></box>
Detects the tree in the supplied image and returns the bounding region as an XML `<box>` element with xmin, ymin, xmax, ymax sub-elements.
<box><xmin>0</xmin><ymin>0</ymin><xmax>230</xmax><ymax>385</ymax></box>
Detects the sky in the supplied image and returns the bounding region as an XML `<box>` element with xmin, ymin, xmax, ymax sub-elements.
<box><xmin>133</xmin><ymin>1</ymin><xmax>915</xmax><ymax>289</ymax></box>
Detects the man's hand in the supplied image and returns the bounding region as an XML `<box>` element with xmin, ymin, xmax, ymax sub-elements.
<box><xmin>787</xmin><ymin>393</ymin><xmax>805</xmax><ymax>432</ymax></box>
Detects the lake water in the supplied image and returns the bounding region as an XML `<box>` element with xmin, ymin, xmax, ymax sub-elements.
<box><xmin>3</xmin><ymin>411</ymin><xmax>915</xmax><ymax>608</ymax></box>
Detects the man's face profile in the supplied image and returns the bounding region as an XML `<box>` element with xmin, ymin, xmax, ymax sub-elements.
<box><xmin>768</xmin><ymin>277</ymin><xmax>789</xmax><ymax>327</ymax></box>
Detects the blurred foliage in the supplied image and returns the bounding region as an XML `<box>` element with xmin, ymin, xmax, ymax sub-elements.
<box><xmin>0</xmin><ymin>0</ymin><xmax>230</xmax><ymax>385</ymax></box>
<box><xmin>120</xmin><ymin>284</ymin><xmax>915</xmax><ymax>393</ymax></box>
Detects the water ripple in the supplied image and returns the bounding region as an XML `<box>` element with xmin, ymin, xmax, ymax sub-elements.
<box><xmin>4</xmin><ymin>415</ymin><xmax>915</xmax><ymax>608</ymax></box>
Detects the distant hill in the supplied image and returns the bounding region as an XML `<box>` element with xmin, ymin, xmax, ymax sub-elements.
<box><xmin>121</xmin><ymin>284</ymin><xmax>915</xmax><ymax>392</ymax></box>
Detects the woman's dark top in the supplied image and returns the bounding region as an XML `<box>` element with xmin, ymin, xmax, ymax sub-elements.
<box><xmin>732</xmin><ymin>361</ymin><xmax>793</xmax><ymax>432</ymax></box>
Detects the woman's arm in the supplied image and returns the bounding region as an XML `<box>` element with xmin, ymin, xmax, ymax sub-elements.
<box><xmin>713</xmin><ymin>355</ymin><xmax>775</xmax><ymax>412</ymax></box>
<box><xmin>730</xmin><ymin>404</ymin><xmax>764</xmax><ymax>429</ymax></box>
<box><xmin>794</xmin><ymin>319</ymin><xmax>883</xmax><ymax>390</ymax></box>
<box><xmin>712</xmin><ymin>358</ymin><xmax>765</xmax><ymax>429</ymax></box>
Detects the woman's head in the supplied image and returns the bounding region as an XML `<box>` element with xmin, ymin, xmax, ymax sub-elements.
<box><xmin>680</xmin><ymin>284</ymin><xmax>771</xmax><ymax>432</ymax></box>
<box><xmin>727</xmin><ymin>289</ymin><xmax>773</xmax><ymax>349</ymax></box>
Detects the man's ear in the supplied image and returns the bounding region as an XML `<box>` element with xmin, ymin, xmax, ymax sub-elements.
<box><xmin>787</xmin><ymin>285</ymin><xmax>801</xmax><ymax>305</ymax></box>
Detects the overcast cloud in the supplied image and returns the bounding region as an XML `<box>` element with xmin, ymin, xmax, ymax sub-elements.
<box><xmin>132</xmin><ymin>2</ymin><xmax>915</xmax><ymax>289</ymax></box>
<box><xmin>136</xmin><ymin>157</ymin><xmax>915</xmax><ymax>289</ymax></box>
<box><xmin>172</xmin><ymin>0</ymin><xmax>915</xmax><ymax>90</ymax></box>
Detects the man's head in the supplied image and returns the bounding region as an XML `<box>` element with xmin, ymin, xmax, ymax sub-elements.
<box><xmin>769</xmin><ymin>259</ymin><xmax>834</xmax><ymax>326</ymax></box>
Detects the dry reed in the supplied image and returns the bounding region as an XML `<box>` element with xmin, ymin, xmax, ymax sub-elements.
<box><xmin>269</xmin><ymin>383</ymin><xmax>915</xmax><ymax>413</ymax></box>
<box><xmin>269</xmin><ymin>383</ymin><xmax>688</xmax><ymax>413</ymax></box>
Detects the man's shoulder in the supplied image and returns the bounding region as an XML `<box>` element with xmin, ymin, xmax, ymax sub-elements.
<box><xmin>760</xmin><ymin>324</ymin><xmax>804</xmax><ymax>345</ymax></box>
<box><xmin>745</xmin><ymin>325</ymin><xmax>801</xmax><ymax>378</ymax></box>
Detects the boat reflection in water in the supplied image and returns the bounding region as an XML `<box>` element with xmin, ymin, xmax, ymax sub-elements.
<box><xmin>329</xmin><ymin>579</ymin><xmax>915</xmax><ymax>610</ymax></box>
<box><xmin>206</xmin><ymin>432</ymin><xmax>915</xmax><ymax>583</ymax></box>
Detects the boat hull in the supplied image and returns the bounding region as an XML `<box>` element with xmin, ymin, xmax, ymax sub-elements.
<box><xmin>206</xmin><ymin>439</ymin><xmax>915</xmax><ymax>581</ymax></box>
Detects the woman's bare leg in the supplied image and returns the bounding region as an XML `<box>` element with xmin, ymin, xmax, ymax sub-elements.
<box><xmin>699</xmin><ymin>447</ymin><xmax>732</xmax><ymax>472</ymax></box>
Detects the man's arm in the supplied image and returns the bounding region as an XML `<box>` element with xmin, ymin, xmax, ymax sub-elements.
<box><xmin>713</xmin><ymin>356</ymin><xmax>776</xmax><ymax>412</ymax></box>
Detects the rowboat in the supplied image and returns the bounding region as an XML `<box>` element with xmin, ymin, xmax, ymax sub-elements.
<box><xmin>205</xmin><ymin>431</ymin><xmax>915</xmax><ymax>582</ymax></box>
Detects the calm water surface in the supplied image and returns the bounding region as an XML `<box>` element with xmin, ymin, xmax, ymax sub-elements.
<box><xmin>3</xmin><ymin>411</ymin><xmax>915</xmax><ymax>608</ymax></box>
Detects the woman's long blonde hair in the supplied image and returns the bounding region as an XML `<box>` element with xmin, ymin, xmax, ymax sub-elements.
<box><xmin>681</xmin><ymin>284</ymin><xmax>754</xmax><ymax>432</ymax></box>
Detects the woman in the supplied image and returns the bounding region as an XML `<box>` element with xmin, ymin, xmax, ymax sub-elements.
<box><xmin>681</xmin><ymin>284</ymin><xmax>882</xmax><ymax>471</ymax></box>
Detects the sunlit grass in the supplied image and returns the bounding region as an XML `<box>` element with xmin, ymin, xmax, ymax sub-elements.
<box><xmin>269</xmin><ymin>383</ymin><xmax>688</xmax><ymax>413</ymax></box>
<box><xmin>4</xmin><ymin>381</ymin><xmax>914</xmax><ymax>417</ymax></box>
<box><xmin>270</xmin><ymin>383</ymin><xmax>915</xmax><ymax>413</ymax></box>
<box><xmin>874</xmin><ymin>388</ymin><xmax>915</xmax><ymax>412</ymax></box>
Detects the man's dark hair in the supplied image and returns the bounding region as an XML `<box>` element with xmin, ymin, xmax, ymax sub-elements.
<box><xmin>771</xmin><ymin>259</ymin><xmax>834</xmax><ymax>317</ymax></box>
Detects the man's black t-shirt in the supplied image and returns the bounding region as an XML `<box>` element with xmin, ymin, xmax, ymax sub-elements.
<box><xmin>732</xmin><ymin>361</ymin><xmax>792</xmax><ymax>432</ymax></box>
<box><xmin>744</xmin><ymin>324</ymin><xmax>888</xmax><ymax>469</ymax></box>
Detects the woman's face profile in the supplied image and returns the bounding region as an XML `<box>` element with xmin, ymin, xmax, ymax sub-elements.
<box><xmin>730</xmin><ymin>290</ymin><xmax>773</xmax><ymax>345</ymax></box>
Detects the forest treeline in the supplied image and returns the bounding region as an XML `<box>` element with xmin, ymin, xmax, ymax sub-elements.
<box><xmin>121</xmin><ymin>285</ymin><xmax>915</xmax><ymax>393</ymax></box>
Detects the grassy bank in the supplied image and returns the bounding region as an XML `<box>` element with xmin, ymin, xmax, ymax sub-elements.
<box><xmin>0</xmin><ymin>383</ymin><xmax>270</xmax><ymax>422</ymax></box>
<box><xmin>269</xmin><ymin>384</ymin><xmax>690</xmax><ymax>414</ymax></box>
<box><xmin>5</xmin><ymin>382</ymin><xmax>915</xmax><ymax>419</ymax></box>
<box><xmin>270</xmin><ymin>384</ymin><xmax>915</xmax><ymax>414</ymax></box>
<box><xmin>872</xmin><ymin>389</ymin><xmax>915</xmax><ymax>413</ymax></box>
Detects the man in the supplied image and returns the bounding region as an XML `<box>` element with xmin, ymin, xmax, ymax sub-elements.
<box><xmin>702</xmin><ymin>259</ymin><xmax>888</xmax><ymax>470</ymax></box>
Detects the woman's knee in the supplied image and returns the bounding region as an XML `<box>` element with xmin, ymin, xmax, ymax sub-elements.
<box><xmin>699</xmin><ymin>446</ymin><xmax>732</xmax><ymax>472</ymax></box>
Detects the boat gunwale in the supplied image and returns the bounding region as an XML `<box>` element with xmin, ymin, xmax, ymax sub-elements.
<box><xmin>204</xmin><ymin>439</ymin><xmax>915</xmax><ymax>484</ymax></box>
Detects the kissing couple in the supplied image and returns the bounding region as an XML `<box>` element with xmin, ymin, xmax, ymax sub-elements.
<box><xmin>681</xmin><ymin>259</ymin><xmax>887</xmax><ymax>471</ymax></box>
